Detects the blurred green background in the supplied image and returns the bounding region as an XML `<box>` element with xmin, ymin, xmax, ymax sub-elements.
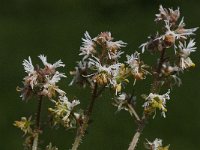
<box><xmin>0</xmin><ymin>0</ymin><xmax>200</xmax><ymax>149</ymax></box>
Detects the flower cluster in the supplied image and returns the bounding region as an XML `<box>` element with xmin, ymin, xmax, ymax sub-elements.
<box><xmin>14</xmin><ymin>5</ymin><xmax>198</xmax><ymax>150</ymax></box>
<box><xmin>15</xmin><ymin>55</ymin><xmax>83</xmax><ymax>149</ymax></box>
<box><xmin>17</xmin><ymin>55</ymin><xmax>66</xmax><ymax>101</ymax></box>
<box><xmin>70</xmin><ymin>31</ymin><xmax>130</xmax><ymax>94</ymax></box>
<box><xmin>145</xmin><ymin>138</ymin><xmax>170</xmax><ymax>150</ymax></box>
<box><xmin>70</xmin><ymin>32</ymin><xmax>150</xmax><ymax>96</ymax></box>
<box><xmin>79</xmin><ymin>31</ymin><xmax>127</xmax><ymax>61</ymax></box>
<box><xmin>48</xmin><ymin>96</ymin><xmax>83</xmax><ymax>128</ymax></box>
<box><xmin>140</xmin><ymin>5</ymin><xmax>198</xmax><ymax>88</ymax></box>
<box><xmin>143</xmin><ymin>90</ymin><xmax>170</xmax><ymax>118</ymax></box>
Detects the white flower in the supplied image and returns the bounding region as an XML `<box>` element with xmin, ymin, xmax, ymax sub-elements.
<box><xmin>113</xmin><ymin>93</ymin><xmax>128</xmax><ymax>111</ymax></box>
<box><xmin>106</xmin><ymin>36</ymin><xmax>126</xmax><ymax>60</ymax></box>
<box><xmin>79</xmin><ymin>31</ymin><xmax>96</xmax><ymax>60</ymax></box>
<box><xmin>23</xmin><ymin>56</ymin><xmax>38</xmax><ymax>89</ymax></box>
<box><xmin>161</xmin><ymin>62</ymin><xmax>180</xmax><ymax>76</ymax></box>
<box><xmin>49</xmin><ymin>95</ymin><xmax>81</xmax><ymax>128</ymax></box>
<box><xmin>146</xmin><ymin>138</ymin><xmax>163</xmax><ymax>150</ymax></box>
<box><xmin>178</xmin><ymin>39</ymin><xmax>196</xmax><ymax>57</ymax></box>
<box><xmin>38</xmin><ymin>54</ymin><xmax>65</xmax><ymax>69</ymax></box>
<box><xmin>107</xmin><ymin>40</ymin><xmax>127</xmax><ymax>50</ymax></box>
<box><xmin>59</xmin><ymin>96</ymin><xmax>80</xmax><ymax>111</ymax></box>
<box><xmin>24</xmin><ymin>73</ymin><xmax>38</xmax><ymax>89</ymax></box>
<box><xmin>179</xmin><ymin>57</ymin><xmax>195</xmax><ymax>70</ymax></box>
<box><xmin>143</xmin><ymin>90</ymin><xmax>170</xmax><ymax>118</ymax></box>
<box><xmin>126</xmin><ymin>51</ymin><xmax>140</xmax><ymax>73</ymax></box>
<box><xmin>94</xmin><ymin>31</ymin><xmax>112</xmax><ymax>43</ymax></box>
<box><xmin>164</xmin><ymin>20</ymin><xmax>198</xmax><ymax>41</ymax></box>
<box><xmin>139</xmin><ymin>41</ymin><xmax>149</xmax><ymax>53</ymax></box>
<box><xmin>171</xmin><ymin>74</ymin><xmax>182</xmax><ymax>86</ymax></box>
<box><xmin>155</xmin><ymin>5</ymin><xmax>180</xmax><ymax>22</ymax></box>
<box><xmin>107</xmin><ymin>50</ymin><xmax>124</xmax><ymax>60</ymax></box>
<box><xmin>176</xmin><ymin>18</ymin><xmax>198</xmax><ymax>39</ymax></box>
<box><xmin>69</xmin><ymin>61</ymin><xmax>88</xmax><ymax>87</ymax></box>
<box><xmin>126</xmin><ymin>51</ymin><xmax>149</xmax><ymax>81</ymax></box>
<box><xmin>19</xmin><ymin>55</ymin><xmax>67</xmax><ymax>101</ymax></box>
<box><xmin>41</xmin><ymin>72</ymin><xmax>66</xmax><ymax>98</ymax></box>
<box><xmin>89</xmin><ymin>56</ymin><xmax>121</xmax><ymax>75</ymax></box>
<box><xmin>177</xmin><ymin>39</ymin><xmax>196</xmax><ymax>69</ymax></box>
<box><xmin>23</xmin><ymin>56</ymin><xmax>34</xmax><ymax>74</ymax></box>
<box><xmin>49</xmin><ymin>71</ymin><xmax>66</xmax><ymax>84</ymax></box>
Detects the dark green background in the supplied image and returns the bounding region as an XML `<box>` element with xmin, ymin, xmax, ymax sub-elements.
<box><xmin>0</xmin><ymin>0</ymin><xmax>200</xmax><ymax>149</ymax></box>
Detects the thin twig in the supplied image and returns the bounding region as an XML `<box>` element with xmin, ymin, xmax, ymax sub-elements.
<box><xmin>128</xmin><ymin>131</ymin><xmax>141</xmax><ymax>150</ymax></box>
<box><xmin>127</xmin><ymin>104</ymin><xmax>140</xmax><ymax>121</ymax></box>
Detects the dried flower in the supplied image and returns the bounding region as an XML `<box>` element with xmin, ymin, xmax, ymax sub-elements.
<box><xmin>79</xmin><ymin>31</ymin><xmax>96</xmax><ymax>60</ymax></box>
<box><xmin>163</xmin><ymin>20</ymin><xmax>198</xmax><ymax>45</ymax></box>
<box><xmin>49</xmin><ymin>96</ymin><xmax>82</xmax><ymax>128</ymax></box>
<box><xmin>155</xmin><ymin>5</ymin><xmax>180</xmax><ymax>23</ymax></box>
<box><xmin>14</xmin><ymin>116</ymin><xmax>33</xmax><ymax>135</ymax></box>
<box><xmin>161</xmin><ymin>62</ymin><xmax>179</xmax><ymax>76</ymax></box>
<box><xmin>126</xmin><ymin>51</ymin><xmax>150</xmax><ymax>82</ymax></box>
<box><xmin>17</xmin><ymin>55</ymin><xmax>66</xmax><ymax>100</ymax></box>
<box><xmin>140</xmin><ymin>33</ymin><xmax>163</xmax><ymax>53</ymax></box>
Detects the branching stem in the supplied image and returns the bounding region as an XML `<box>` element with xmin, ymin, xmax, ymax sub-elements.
<box><xmin>127</xmin><ymin>48</ymin><xmax>166</xmax><ymax>150</ymax></box>
<box><xmin>127</xmin><ymin>104</ymin><xmax>140</xmax><ymax>121</ymax></box>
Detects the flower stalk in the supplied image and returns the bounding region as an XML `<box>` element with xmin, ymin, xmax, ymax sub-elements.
<box><xmin>72</xmin><ymin>83</ymin><xmax>105</xmax><ymax>150</ymax></box>
<box><xmin>14</xmin><ymin>5</ymin><xmax>198</xmax><ymax>150</ymax></box>
<box><xmin>32</xmin><ymin>95</ymin><xmax>43</xmax><ymax>150</ymax></box>
<box><xmin>128</xmin><ymin>47</ymin><xmax>166</xmax><ymax>150</ymax></box>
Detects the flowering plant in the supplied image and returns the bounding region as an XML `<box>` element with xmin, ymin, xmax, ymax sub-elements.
<box><xmin>14</xmin><ymin>5</ymin><xmax>198</xmax><ymax>150</ymax></box>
